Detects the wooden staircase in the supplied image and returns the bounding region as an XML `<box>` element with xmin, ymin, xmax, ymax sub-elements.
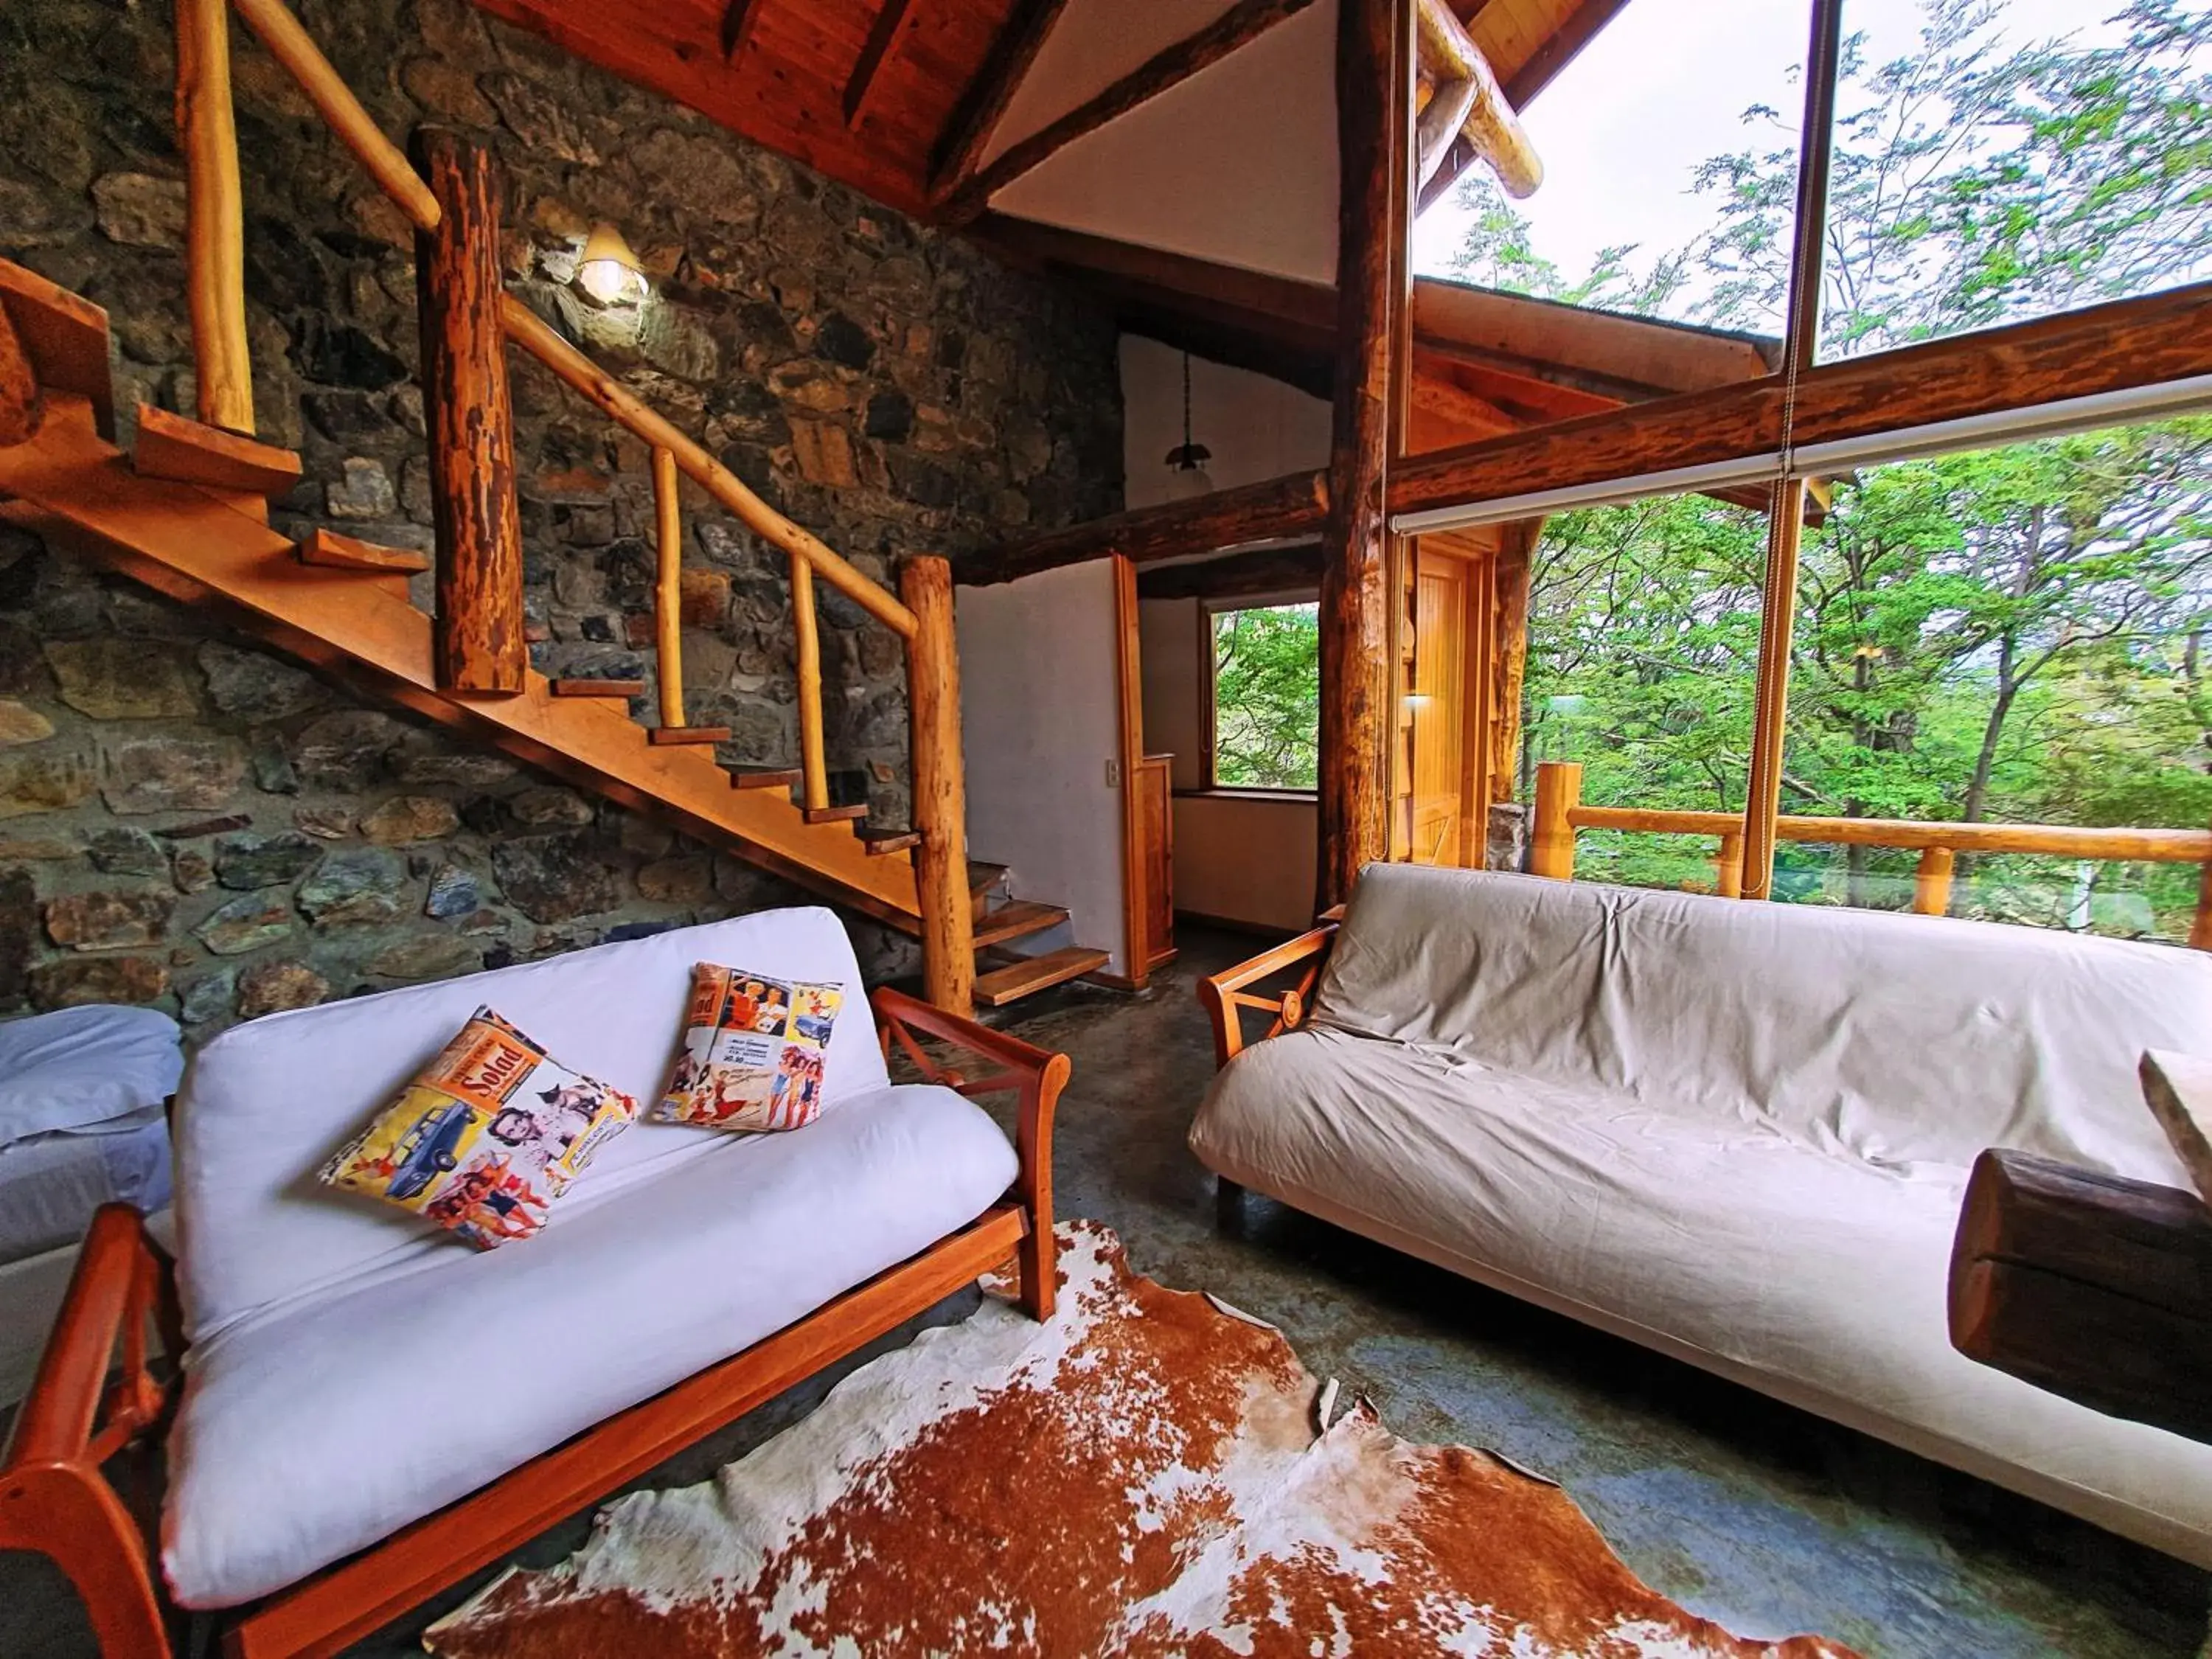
<box><xmin>0</xmin><ymin>259</ymin><xmax>1114</xmax><ymax>1004</ymax></box>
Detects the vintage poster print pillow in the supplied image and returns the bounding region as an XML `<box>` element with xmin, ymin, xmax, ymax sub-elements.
<box><xmin>320</xmin><ymin>1006</ymin><xmax>638</xmax><ymax>1248</ymax></box>
<box><xmin>657</xmin><ymin>963</ymin><xmax>844</xmax><ymax>1133</ymax></box>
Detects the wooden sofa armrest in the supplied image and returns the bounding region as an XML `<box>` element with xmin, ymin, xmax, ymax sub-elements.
<box><xmin>871</xmin><ymin>987</ymin><xmax>1072</xmax><ymax>1321</ymax></box>
<box><xmin>0</xmin><ymin>1203</ymin><xmax>176</xmax><ymax>1657</ymax></box>
<box><xmin>1197</xmin><ymin>924</ymin><xmax>1338</xmax><ymax>1068</ymax></box>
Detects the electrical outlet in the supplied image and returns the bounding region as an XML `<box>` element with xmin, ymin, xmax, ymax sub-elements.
<box><xmin>1105</xmin><ymin>757</ymin><xmax>1122</xmax><ymax>788</ymax></box>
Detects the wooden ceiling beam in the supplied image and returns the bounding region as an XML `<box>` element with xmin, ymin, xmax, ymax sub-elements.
<box><xmin>928</xmin><ymin>0</ymin><xmax>1074</xmax><ymax>200</ymax></box>
<box><xmin>935</xmin><ymin>0</ymin><xmax>1320</xmax><ymax>225</ymax></box>
<box><xmin>1390</xmin><ymin>282</ymin><xmax>2212</xmax><ymax>518</ymax></box>
<box><xmin>844</xmin><ymin>0</ymin><xmax>919</xmax><ymax>128</ymax></box>
<box><xmin>1136</xmin><ymin>541</ymin><xmax>1324</xmax><ymax>602</ymax></box>
<box><xmin>964</xmin><ymin>470</ymin><xmax>1329</xmax><ymax>586</ymax></box>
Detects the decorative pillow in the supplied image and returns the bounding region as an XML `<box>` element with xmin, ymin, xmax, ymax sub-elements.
<box><xmin>658</xmin><ymin>963</ymin><xmax>844</xmax><ymax>1133</ymax></box>
<box><xmin>320</xmin><ymin>1006</ymin><xmax>637</xmax><ymax>1249</ymax></box>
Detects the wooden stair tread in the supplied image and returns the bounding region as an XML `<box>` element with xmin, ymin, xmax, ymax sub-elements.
<box><xmin>973</xmin><ymin>900</ymin><xmax>1068</xmax><ymax>948</ymax></box>
<box><xmin>859</xmin><ymin>827</ymin><xmax>920</xmax><ymax>856</ymax></box>
<box><xmin>0</xmin><ymin>261</ymin><xmax>114</xmax><ymax>439</ymax></box>
<box><xmin>552</xmin><ymin>678</ymin><xmax>644</xmax><ymax>698</ymax></box>
<box><xmin>649</xmin><ymin>726</ymin><xmax>731</xmax><ymax>745</ymax></box>
<box><xmin>727</xmin><ymin>765</ymin><xmax>802</xmax><ymax>790</ymax></box>
<box><xmin>296</xmin><ymin>526</ymin><xmax>430</xmax><ymax>574</ymax></box>
<box><xmin>974</xmin><ymin>945</ymin><xmax>1113</xmax><ymax>1006</ymax></box>
<box><xmin>968</xmin><ymin>860</ymin><xmax>1009</xmax><ymax>894</ymax></box>
<box><xmin>803</xmin><ymin>802</ymin><xmax>869</xmax><ymax>825</ymax></box>
<box><xmin>133</xmin><ymin>402</ymin><xmax>302</xmax><ymax>495</ymax></box>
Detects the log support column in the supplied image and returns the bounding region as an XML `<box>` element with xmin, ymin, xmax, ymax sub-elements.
<box><xmin>901</xmin><ymin>555</ymin><xmax>975</xmax><ymax>1018</ymax></box>
<box><xmin>1318</xmin><ymin>0</ymin><xmax>1410</xmax><ymax>913</ymax></box>
<box><xmin>415</xmin><ymin>128</ymin><xmax>525</xmax><ymax>695</ymax></box>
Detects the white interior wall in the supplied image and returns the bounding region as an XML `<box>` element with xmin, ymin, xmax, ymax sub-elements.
<box><xmin>956</xmin><ymin>563</ymin><xmax>1129</xmax><ymax>975</ymax></box>
<box><xmin>1138</xmin><ymin>598</ymin><xmax>1206</xmax><ymax>793</ymax></box>
<box><xmin>992</xmin><ymin>0</ymin><xmax>1338</xmax><ymax>282</ymax></box>
<box><xmin>1120</xmin><ymin>335</ymin><xmax>1332</xmax><ymax>511</ymax></box>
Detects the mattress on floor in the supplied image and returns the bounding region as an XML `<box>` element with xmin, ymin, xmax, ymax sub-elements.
<box><xmin>0</xmin><ymin>1106</ymin><xmax>174</xmax><ymax>1266</ymax></box>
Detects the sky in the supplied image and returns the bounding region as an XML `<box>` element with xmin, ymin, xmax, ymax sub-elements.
<box><xmin>1411</xmin><ymin>0</ymin><xmax>2143</xmax><ymax>285</ymax></box>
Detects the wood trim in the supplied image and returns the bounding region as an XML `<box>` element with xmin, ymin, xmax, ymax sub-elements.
<box><xmin>1196</xmin><ymin>923</ymin><xmax>1338</xmax><ymax>1065</ymax></box>
<box><xmin>1389</xmin><ymin>281</ymin><xmax>2212</xmax><ymax>518</ymax></box>
<box><xmin>936</xmin><ymin>0</ymin><xmax>1321</xmax><ymax>223</ymax></box>
<box><xmin>844</xmin><ymin>0</ymin><xmax>918</xmax><ymax>128</ymax></box>
<box><xmin>965</xmin><ymin>470</ymin><xmax>1331</xmax><ymax>586</ymax></box>
<box><xmin>927</xmin><ymin>0</ymin><xmax>1074</xmax><ymax>199</ymax></box>
<box><xmin>1111</xmin><ymin>554</ymin><xmax>1149</xmax><ymax>990</ymax></box>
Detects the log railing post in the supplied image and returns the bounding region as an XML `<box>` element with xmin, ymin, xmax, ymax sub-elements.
<box><xmin>414</xmin><ymin>128</ymin><xmax>525</xmax><ymax>695</ymax></box>
<box><xmin>791</xmin><ymin>556</ymin><xmax>830</xmax><ymax>813</ymax></box>
<box><xmin>176</xmin><ymin>0</ymin><xmax>253</xmax><ymax>434</ymax></box>
<box><xmin>1915</xmin><ymin>846</ymin><xmax>1956</xmax><ymax>917</ymax></box>
<box><xmin>652</xmin><ymin>445</ymin><xmax>685</xmax><ymax>728</ymax></box>
<box><xmin>900</xmin><ymin>555</ymin><xmax>975</xmax><ymax>1017</ymax></box>
<box><xmin>1716</xmin><ymin>830</ymin><xmax>1745</xmax><ymax>899</ymax></box>
<box><xmin>1529</xmin><ymin>759</ymin><xmax>1580</xmax><ymax>880</ymax></box>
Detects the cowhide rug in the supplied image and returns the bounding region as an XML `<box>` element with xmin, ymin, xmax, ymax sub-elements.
<box><xmin>427</xmin><ymin>1222</ymin><xmax>1858</xmax><ymax>1658</ymax></box>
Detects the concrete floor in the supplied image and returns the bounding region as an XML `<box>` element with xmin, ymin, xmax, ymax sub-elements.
<box><xmin>6</xmin><ymin>925</ymin><xmax>2208</xmax><ymax>1655</ymax></box>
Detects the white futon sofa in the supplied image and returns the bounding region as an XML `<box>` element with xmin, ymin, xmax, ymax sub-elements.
<box><xmin>143</xmin><ymin>906</ymin><xmax>1035</xmax><ymax>1618</ymax></box>
<box><xmin>1190</xmin><ymin>864</ymin><xmax>2212</xmax><ymax>1565</ymax></box>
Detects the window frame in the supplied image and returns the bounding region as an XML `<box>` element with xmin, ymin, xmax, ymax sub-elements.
<box><xmin>1200</xmin><ymin>591</ymin><xmax>1323</xmax><ymax>799</ymax></box>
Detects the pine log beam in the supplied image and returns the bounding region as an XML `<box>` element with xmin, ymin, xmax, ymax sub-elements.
<box><xmin>844</xmin><ymin>0</ymin><xmax>918</xmax><ymax>128</ymax></box>
<box><xmin>176</xmin><ymin>0</ymin><xmax>253</xmax><ymax>434</ymax></box>
<box><xmin>1419</xmin><ymin>0</ymin><xmax>1625</xmax><ymax>212</ymax></box>
<box><xmin>928</xmin><ymin>0</ymin><xmax>1074</xmax><ymax>200</ymax></box>
<box><xmin>934</xmin><ymin>0</ymin><xmax>1318</xmax><ymax>224</ymax></box>
<box><xmin>902</xmin><ymin>555</ymin><xmax>975</xmax><ymax>1017</ymax></box>
<box><xmin>1136</xmin><ymin>541</ymin><xmax>1324</xmax><ymax>602</ymax></box>
<box><xmin>1317</xmin><ymin>0</ymin><xmax>1405</xmax><ymax>913</ymax></box>
<box><xmin>415</xmin><ymin>129</ymin><xmax>526</xmax><ymax>695</ymax></box>
<box><xmin>964</xmin><ymin>470</ymin><xmax>1329</xmax><ymax>586</ymax></box>
<box><xmin>1388</xmin><ymin>281</ymin><xmax>2212</xmax><ymax>523</ymax></box>
<box><xmin>0</xmin><ymin>296</ymin><xmax>41</xmax><ymax>448</ymax></box>
<box><xmin>1950</xmin><ymin>1147</ymin><xmax>2212</xmax><ymax>1444</ymax></box>
<box><xmin>1414</xmin><ymin>0</ymin><xmax>1540</xmax><ymax>198</ymax></box>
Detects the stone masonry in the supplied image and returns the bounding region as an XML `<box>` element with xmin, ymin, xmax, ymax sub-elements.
<box><xmin>0</xmin><ymin>0</ymin><xmax>1124</xmax><ymax>1042</ymax></box>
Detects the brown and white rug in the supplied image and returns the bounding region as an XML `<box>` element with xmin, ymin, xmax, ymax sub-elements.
<box><xmin>428</xmin><ymin>1222</ymin><xmax>1857</xmax><ymax>1658</ymax></box>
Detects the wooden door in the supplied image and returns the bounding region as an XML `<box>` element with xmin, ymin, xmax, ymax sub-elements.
<box><xmin>1410</xmin><ymin>552</ymin><xmax>1467</xmax><ymax>866</ymax></box>
<box><xmin>1138</xmin><ymin>757</ymin><xmax>1175</xmax><ymax>968</ymax></box>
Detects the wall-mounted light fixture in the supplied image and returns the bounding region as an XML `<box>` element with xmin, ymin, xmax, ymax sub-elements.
<box><xmin>575</xmin><ymin>221</ymin><xmax>647</xmax><ymax>306</ymax></box>
<box><xmin>1164</xmin><ymin>350</ymin><xmax>1214</xmax><ymax>501</ymax></box>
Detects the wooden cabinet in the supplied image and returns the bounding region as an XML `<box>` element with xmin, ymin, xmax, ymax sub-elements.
<box><xmin>1137</xmin><ymin>755</ymin><xmax>1175</xmax><ymax>970</ymax></box>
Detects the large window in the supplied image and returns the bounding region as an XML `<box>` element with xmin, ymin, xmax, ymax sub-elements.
<box><xmin>1207</xmin><ymin>602</ymin><xmax>1319</xmax><ymax>791</ymax></box>
<box><xmin>1517</xmin><ymin>414</ymin><xmax>2212</xmax><ymax>942</ymax></box>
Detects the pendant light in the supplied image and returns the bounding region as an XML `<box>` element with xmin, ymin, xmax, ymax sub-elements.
<box><xmin>1163</xmin><ymin>351</ymin><xmax>1214</xmax><ymax>500</ymax></box>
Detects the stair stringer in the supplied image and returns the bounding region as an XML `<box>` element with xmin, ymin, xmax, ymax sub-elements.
<box><xmin>0</xmin><ymin>394</ymin><xmax>925</xmax><ymax>932</ymax></box>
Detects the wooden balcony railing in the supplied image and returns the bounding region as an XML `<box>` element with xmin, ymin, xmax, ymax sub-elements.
<box><xmin>169</xmin><ymin>0</ymin><xmax>974</xmax><ymax>1009</ymax></box>
<box><xmin>1529</xmin><ymin>759</ymin><xmax>2212</xmax><ymax>948</ymax></box>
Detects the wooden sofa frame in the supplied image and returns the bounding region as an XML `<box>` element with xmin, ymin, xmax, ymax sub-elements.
<box><xmin>1197</xmin><ymin>922</ymin><xmax>1338</xmax><ymax>1227</ymax></box>
<box><xmin>0</xmin><ymin>987</ymin><xmax>1068</xmax><ymax>1659</ymax></box>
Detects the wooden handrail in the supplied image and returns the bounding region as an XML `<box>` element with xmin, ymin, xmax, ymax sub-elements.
<box><xmin>501</xmin><ymin>299</ymin><xmax>917</xmax><ymax>638</ymax></box>
<box><xmin>1530</xmin><ymin>759</ymin><xmax>2212</xmax><ymax>936</ymax></box>
<box><xmin>220</xmin><ymin>0</ymin><xmax>916</xmax><ymax>640</ymax></box>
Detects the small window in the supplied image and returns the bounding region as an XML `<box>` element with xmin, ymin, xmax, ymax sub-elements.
<box><xmin>1207</xmin><ymin>601</ymin><xmax>1319</xmax><ymax>792</ymax></box>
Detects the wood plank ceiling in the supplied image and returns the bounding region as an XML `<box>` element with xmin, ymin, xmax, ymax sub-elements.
<box><xmin>466</xmin><ymin>0</ymin><xmax>1611</xmax><ymax>220</ymax></box>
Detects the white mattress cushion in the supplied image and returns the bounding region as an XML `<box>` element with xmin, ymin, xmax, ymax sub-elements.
<box><xmin>1192</xmin><ymin>1028</ymin><xmax>2212</xmax><ymax>1566</ymax></box>
<box><xmin>0</xmin><ymin>1004</ymin><xmax>183</xmax><ymax>1148</ymax></box>
<box><xmin>163</xmin><ymin>1081</ymin><xmax>1018</xmax><ymax>1608</ymax></box>
<box><xmin>174</xmin><ymin>908</ymin><xmax>889</xmax><ymax>1343</ymax></box>
<box><xmin>1322</xmin><ymin>865</ymin><xmax>2212</xmax><ymax>1178</ymax></box>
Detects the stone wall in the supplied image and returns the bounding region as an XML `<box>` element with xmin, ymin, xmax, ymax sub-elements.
<box><xmin>0</xmin><ymin>0</ymin><xmax>1123</xmax><ymax>1041</ymax></box>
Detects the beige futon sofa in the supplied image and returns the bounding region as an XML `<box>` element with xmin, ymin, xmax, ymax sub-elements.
<box><xmin>1190</xmin><ymin>863</ymin><xmax>2212</xmax><ymax>1565</ymax></box>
